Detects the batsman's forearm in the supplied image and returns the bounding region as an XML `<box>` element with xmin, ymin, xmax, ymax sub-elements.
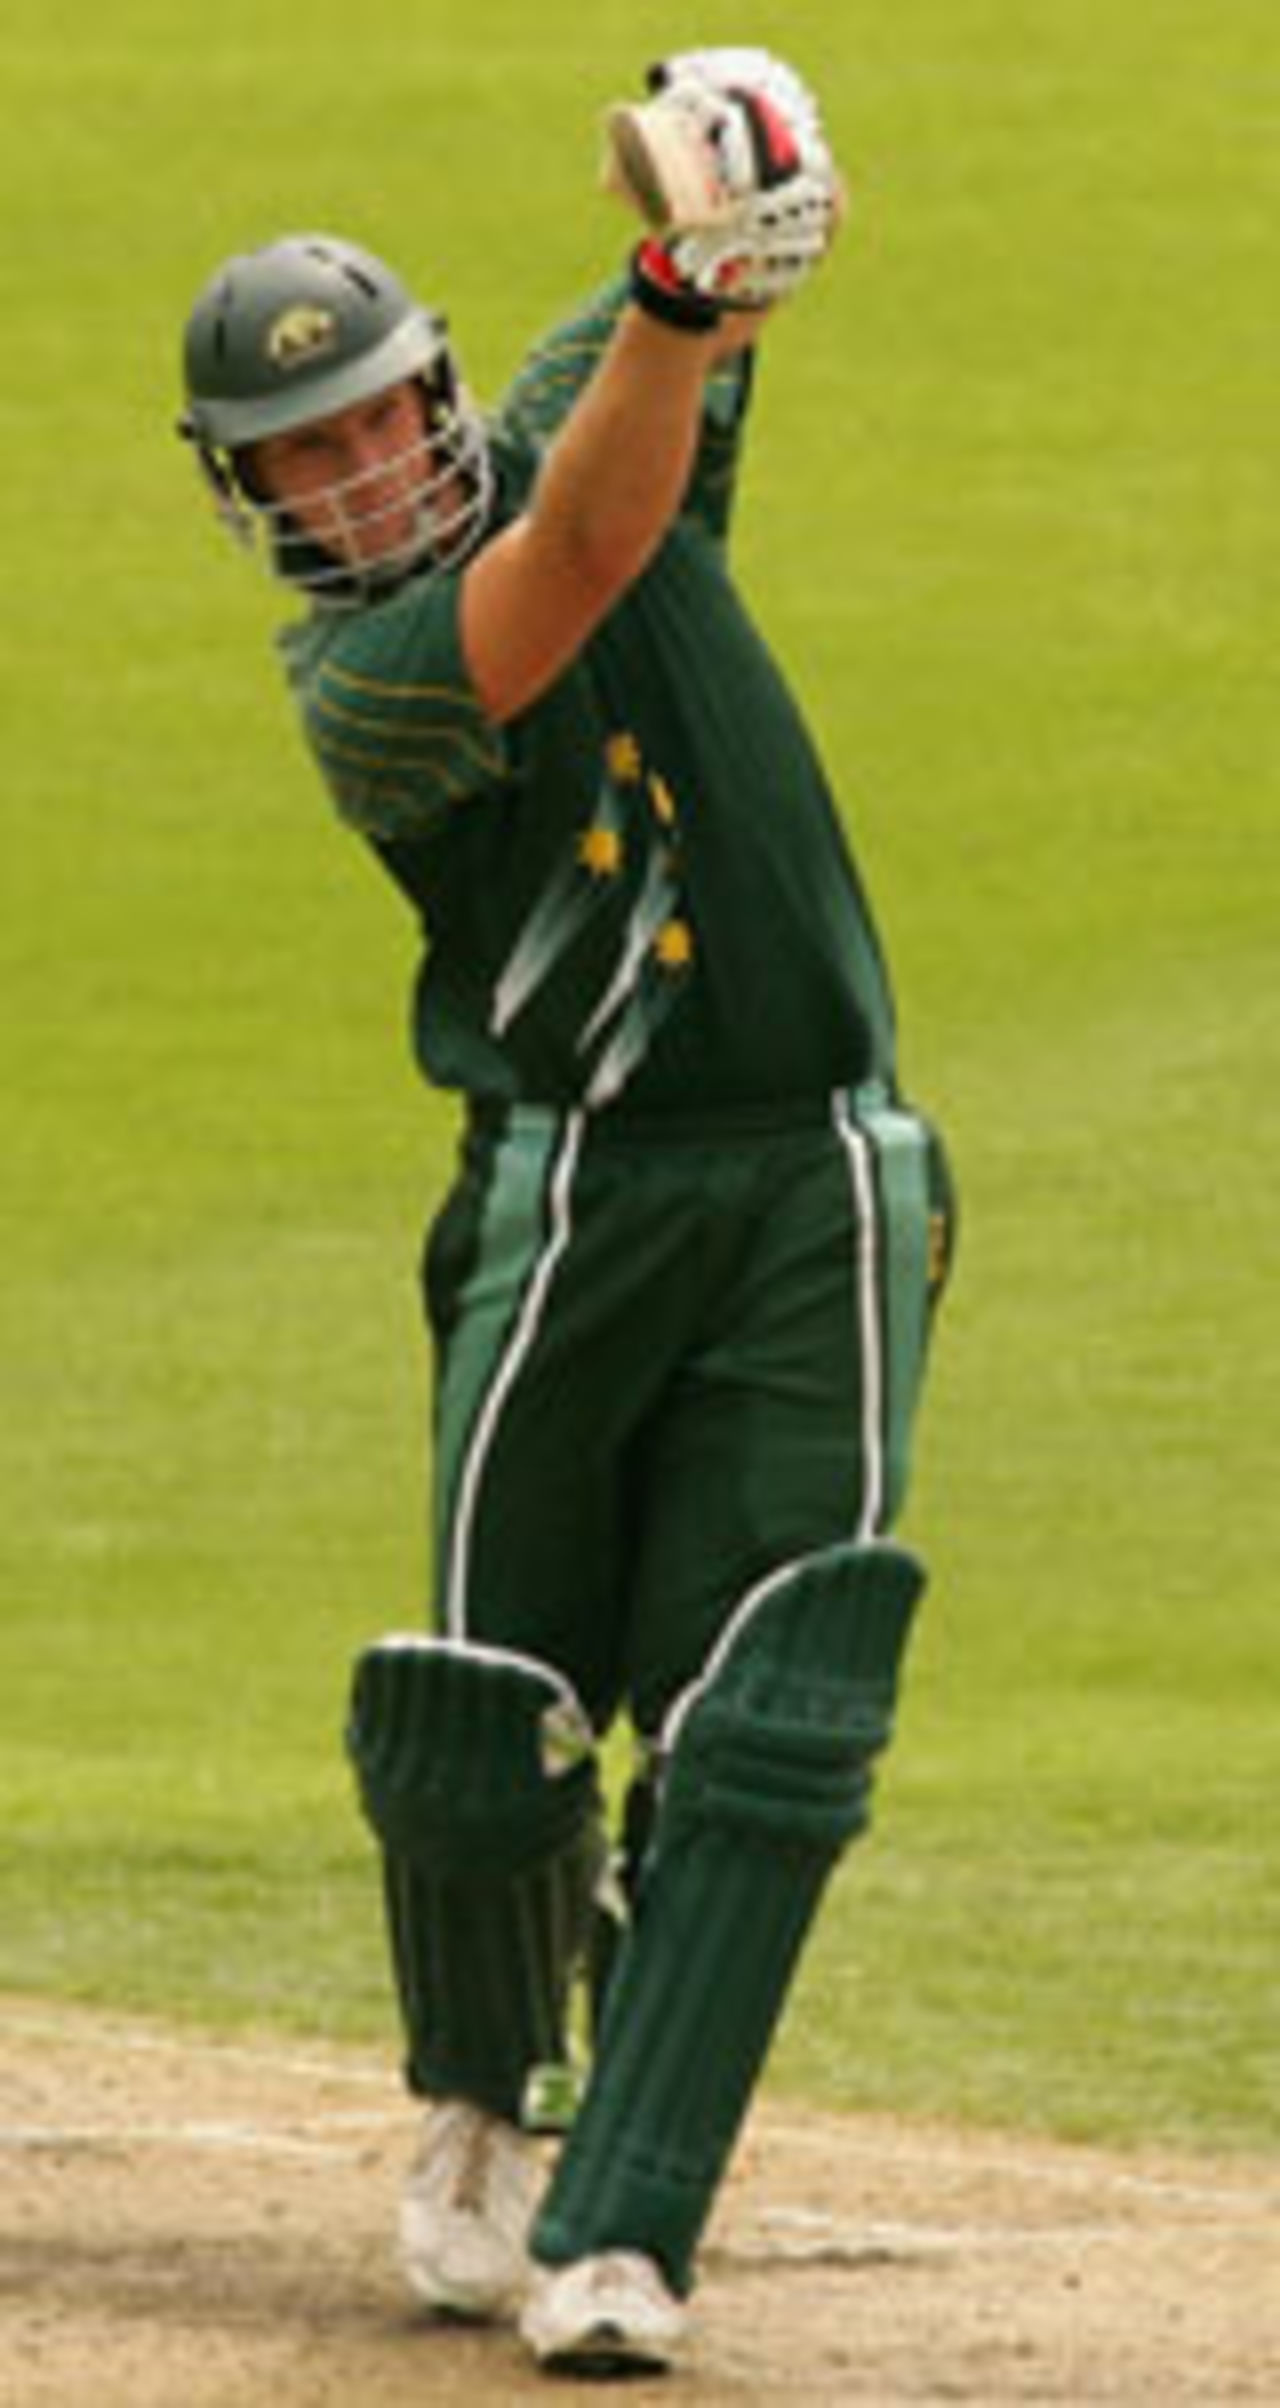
<box><xmin>531</xmin><ymin>303</ymin><xmax>718</xmax><ymax>596</ymax></box>
<box><xmin>461</xmin><ymin>302</ymin><xmax>727</xmax><ymax>722</ymax></box>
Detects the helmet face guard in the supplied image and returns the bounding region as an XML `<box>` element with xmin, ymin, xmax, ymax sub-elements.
<box><xmin>193</xmin><ymin>389</ymin><xmax>493</xmax><ymax>603</ymax></box>
<box><xmin>180</xmin><ymin>234</ymin><xmax>493</xmax><ymax>601</ymax></box>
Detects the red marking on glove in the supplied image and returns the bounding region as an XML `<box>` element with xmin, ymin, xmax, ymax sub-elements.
<box><xmin>636</xmin><ymin>238</ymin><xmax>686</xmax><ymax>293</ymax></box>
<box><xmin>734</xmin><ymin>88</ymin><xmax>802</xmax><ymax>185</ymax></box>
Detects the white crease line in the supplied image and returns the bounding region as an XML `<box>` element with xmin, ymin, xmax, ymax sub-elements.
<box><xmin>716</xmin><ymin>2209</ymin><xmax>1275</xmax><ymax>2266</ymax></box>
<box><xmin>3</xmin><ymin>2013</ymin><xmax>1273</xmax><ymax>2217</ymax></box>
<box><xmin>0</xmin><ymin>2121</ymin><xmax>358</xmax><ymax>2163</ymax></box>
<box><xmin>760</xmin><ymin>2119</ymin><xmax>1277</xmax><ymax>2214</ymax></box>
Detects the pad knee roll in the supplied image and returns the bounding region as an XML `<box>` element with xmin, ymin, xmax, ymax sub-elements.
<box><xmin>659</xmin><ymin>1538</ymin><xmax>925</xmax><ymax>1858</ymax></box>
<box><xmin>347</xmin><ymin>1635</ymin><xmax>599</xmax><ymax>1871</ymax></box>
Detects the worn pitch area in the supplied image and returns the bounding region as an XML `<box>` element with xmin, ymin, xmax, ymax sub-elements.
<box><xmin>0</xmin><ymin>2004</ymin><xmax>1275</xmax><ymax>2403</ymax></box>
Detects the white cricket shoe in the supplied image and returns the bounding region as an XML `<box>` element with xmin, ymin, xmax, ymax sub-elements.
<box><xmin>520</xmin><ymin>2249</ymin><xmax>687</xmax><ymax>2374</ymax></box>
<box><xmin>399</xmin><ymin>2099</ymin><xmax>542</xmax><ymax>2319</ymax></box>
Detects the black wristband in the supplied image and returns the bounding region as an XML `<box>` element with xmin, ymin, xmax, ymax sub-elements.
<box><xmin>629</xmin><ymin>240</ymin><xmax>722</xmax><ymax>332</ymax></box>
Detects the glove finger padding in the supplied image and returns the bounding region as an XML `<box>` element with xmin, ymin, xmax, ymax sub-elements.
<box><xmin>663</xmin><ymin>167</ymin><xmax>844</xmax><ymax>311</ymax></box>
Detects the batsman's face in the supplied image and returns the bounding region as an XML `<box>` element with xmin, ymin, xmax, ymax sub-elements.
<box><xmin>251</xmin><ymin>380</ymin><xmax>436</xmax><ymax>572</ymax></box>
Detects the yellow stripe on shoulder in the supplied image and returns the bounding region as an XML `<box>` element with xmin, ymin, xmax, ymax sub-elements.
<box><xmin>319</xmin><ymin>659</ymin><xmax>477</xmax><ymax>710</ymax></box>
<box><xmin>314</xmin><ymin>726</ymin><xmax>505</xmax><ymax>785</ymax></box>
<box><xmin>523</xmin><ymin>331</ymin><xmax>605</xmax><ymax>379</ymax></box>
<box><xmin>311</xmin><ymin>688</ymin><xmax>505</xmax><ymax>779</ymax></box>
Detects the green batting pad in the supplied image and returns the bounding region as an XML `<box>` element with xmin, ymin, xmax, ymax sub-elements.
<box><xmin>384</xmin><ymin>1820</ymin><xmax>602</xmax><ymax>2121</ymax></box>
<box><xmin>532</xmin><ymin>1541</ymin><xmax>923</xmax><ymax>2287</ymax></box>
<box><xmin>347</xmin><ymin>1637</ymin><xmax>604</xmax><ymax>2121</ymax></box>
<box><xmin>347</xmin><ymin>1635</ymin><xmax>598</xmax><ymax>1870</ymax></box>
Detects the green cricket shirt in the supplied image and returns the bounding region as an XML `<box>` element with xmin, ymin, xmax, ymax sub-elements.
<box><xmin>278</xmin><ymin>279</ymin><xmax>899</xmax><ymax>1118</ymax></box>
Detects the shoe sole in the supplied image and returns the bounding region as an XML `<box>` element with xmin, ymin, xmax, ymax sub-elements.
<box><xmin>531</xmin><ymin>2308</ymin><xmax>679</xmax><ymax>2377</ymax></box>
<box><xmin>537</xmin><ymin>2329</ymin><xmax>673</xmax><ymax>2378</ymax></box>
<box><xmin>404</xmin><ymin>2258</ymin><xmax>525</xmax><ymax>2323</ymax></box>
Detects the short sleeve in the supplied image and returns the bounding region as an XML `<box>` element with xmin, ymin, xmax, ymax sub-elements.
<box><xmin>683</xmin><ymin>347</ymin><xmax>757</xmax><ymax>544</ymax></box>
<box><xmin>282</xmin><ymin>574</ymin><xmax>512</xmax><ymax>842</ymax></box>
<box><xmin>497</xmin><ymin>280</ymin><xmax>630</xmax><ymax>452</ymax></box>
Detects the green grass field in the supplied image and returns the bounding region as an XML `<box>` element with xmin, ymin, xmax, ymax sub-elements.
<box><xmin>2</xmin><ymin>0</ymin><xmax>1276</xmax><ymax>2156</ymax></box>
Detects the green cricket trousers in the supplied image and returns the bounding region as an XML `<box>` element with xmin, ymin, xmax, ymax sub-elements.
<box><xmin>422</xmin><ymin>1082</ymin><xmax>955</xmax><ymax>1741</ymax></box>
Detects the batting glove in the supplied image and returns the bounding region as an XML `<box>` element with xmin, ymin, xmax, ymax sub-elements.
<box><xmin>648</xmin><ymin>46</ymin><xmax>827</xmax><ymax>159</ymax></box>
<box><xmin>607</xmin><ymin>65</ymin><xmax>843</xmax><ymax>319</ymax></box>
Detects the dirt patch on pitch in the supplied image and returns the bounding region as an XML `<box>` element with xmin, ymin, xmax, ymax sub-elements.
<box><xmin>0</xmin><ymin>2002</ymin><xmax>1275</xmax><ymax>2403</ymax></box>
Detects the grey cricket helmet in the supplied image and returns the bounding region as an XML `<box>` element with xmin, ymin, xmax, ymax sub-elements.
<box><xmin>179</xmin><ymin>232</ymin><xmax>494</xmax><ymax>598</ymax></box>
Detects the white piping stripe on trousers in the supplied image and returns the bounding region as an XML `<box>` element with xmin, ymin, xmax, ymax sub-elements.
<box><xmin>660</xmin><ymin>1551</ymin><xmax>806</xmax><ymax>1757</ymax></box>
<box><xmin>832</xmin><ymin>1088</ymin><xmax>885</xmax><ymax>1543</ymax></box>
<box><xmin>660</xmin><ymin>1091</ymin><xmax>887</xmax><ymax>1757</ymax></box>
<box><xmin>443</xmin><ymin>1109</ymin><xmax>586</xmax><ymax>1639</ymax></box>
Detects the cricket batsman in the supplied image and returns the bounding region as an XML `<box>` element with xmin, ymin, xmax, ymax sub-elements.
<box><xmin>179</xmin><ymin>46</ymin><xmax>955</xmax><ymax>2376</ymax></box>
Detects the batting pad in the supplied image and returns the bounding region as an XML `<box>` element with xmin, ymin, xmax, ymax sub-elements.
<box><xmin>531</xmin><ymin>1540</ymin><xmax>924</xmax><ymax>2290</ymax></box>
<box><xmin>347</xmin><ymin>1638</ymin><xmax>605</xmax><ymax>2123</ymax></box>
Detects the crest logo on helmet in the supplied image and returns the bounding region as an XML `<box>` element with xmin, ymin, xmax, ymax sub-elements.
<box><xmin>266</xmin><ymin>303</ymin><xmax>339</xmax><ymax>372</ymax></box>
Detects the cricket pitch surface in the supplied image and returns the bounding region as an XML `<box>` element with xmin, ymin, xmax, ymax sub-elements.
<box><xmin>1</xmin><ymin>2001</ymin><xmax>1275</xmax><ymax>2403</ymax></box>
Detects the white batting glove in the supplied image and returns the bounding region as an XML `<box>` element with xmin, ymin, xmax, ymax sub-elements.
<box><xmin>648</xmin><ymin>46</ymin><xmax>826</xmax><ymax>158</ymax></box>
<box><xmin>605</xmin><ymin>61</ymin><xmax>834</xmax><ymax>228</ymax></box>
<box><xmin>610</xmin><ymin>72</ymin><xmax>843</xmax><ymax>320</ymax></box>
